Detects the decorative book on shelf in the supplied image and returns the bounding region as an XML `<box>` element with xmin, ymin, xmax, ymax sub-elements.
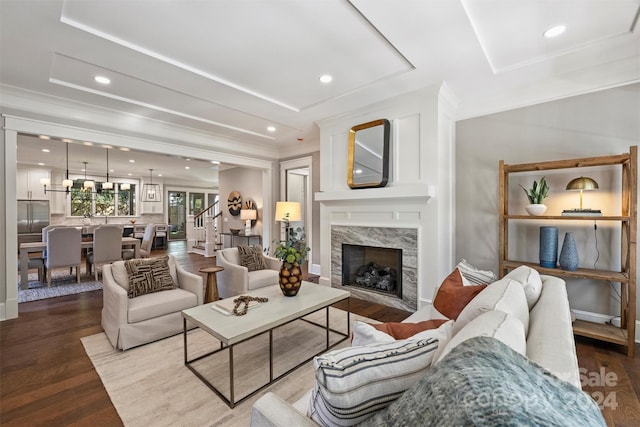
<box><xmin>561</xmin><ymin>209</ymin><xmax>602</xmax><ymax>217</ymax></box>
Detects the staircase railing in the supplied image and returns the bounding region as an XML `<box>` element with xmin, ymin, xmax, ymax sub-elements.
<box><xmin>187</xmin><ymin>200</ymin><xmax>222</xmax><ymax>257</ymax></box>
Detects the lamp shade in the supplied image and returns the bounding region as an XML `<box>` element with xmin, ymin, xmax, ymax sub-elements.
<box><xmin>566</xmin><ymin>177</ymin><xmax>599</xmax><ymax>191</ymax></box>
<box><xmin>241</xmin><ymin>209</ymin><xmax>257</xmax><ymax>220</ymax></box>
<box><xmin>275</xmin><ymin>201</ymin><xmax>301</xmax><ymax>222</ymax></box>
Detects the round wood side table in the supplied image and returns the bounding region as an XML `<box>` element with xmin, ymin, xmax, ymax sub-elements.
<box><xmin>199</xmin><ymin>266</ymin><xmax>224</xmax><ymax>303</ymax></box>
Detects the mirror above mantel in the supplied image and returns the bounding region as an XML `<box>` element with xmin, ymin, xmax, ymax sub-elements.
<box><xmin>347</xmin><ymin>119</ymin><xmax>390</xmax><ymax>189</ymax></box>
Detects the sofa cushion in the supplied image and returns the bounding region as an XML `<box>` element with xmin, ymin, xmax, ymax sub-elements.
<box><xmin>436</xmin><ymin>310</ymin><xmax>526</xmax><ymax>364</ymax></box>
<box><xmin>247</xmin><ymin>268</ymin><xmax>279</xmax><ymax>289</ymax></box>
<box><xmin>504</xmin><ymin>265</ymin><xmax>543</xmax><ymax>309</ymax></box>
<box><xmin>362</xmin><ymin>336</ymin><xmax>605</xmax><ymax>427</ymax></box>
<box><xmin>237</xmin><ymin>245</ymin><xmax>268</xmax><ymax>271</ymax></box>
<box><xmin>352</xmin><ymin>319</ymin><xmax>452</xmax><ymax>346</ymax></box>
<box><xmin>452</xmin><ymin>277</ymin><xmax>530</xmax><ymax>336</ymax></box>
<box><xmin>432</xmin><ymin>268</ymin><xmax>487</xmax><ymax>320</ymax></box>
<box><xmin>127</xmin><ymin>288</ymin><xmax>196</xmax><ymax>323</ymax></box>
<box><xmin>456</xmin><ymin>259</ymin><xmax>498</xmax><ymax>285</ymax></box>
<box><xmin>308</xmin><ymin>337</ymin><xmax>441</xmax><ymax>426</ymax></box>
<box><xmin>126</xmin><ymin>256</ymin><xmax>176</xmax><ymax>298</ymax></box>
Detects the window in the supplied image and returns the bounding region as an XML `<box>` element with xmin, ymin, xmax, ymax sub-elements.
<box><xmin>69</xmin><ymin>180</ymin><xmax>136</xmax><ymax>217</ymax></box>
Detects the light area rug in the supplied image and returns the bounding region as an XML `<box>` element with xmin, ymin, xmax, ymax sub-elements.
<box><xmin>18</xmin><ymin>270</ymin><xmax>102</xmax><ymax>303</ymax></box>
<box><xmin>81</xmin><ymin>307</ymin><xmax>375</xmax><ymax>427</ymax></box>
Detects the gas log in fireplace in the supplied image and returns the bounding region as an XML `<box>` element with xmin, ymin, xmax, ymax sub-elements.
<box><xmin>341</xmin><ymin>244</ymin><xmax>402</xmax><ymax>298</ymax></box>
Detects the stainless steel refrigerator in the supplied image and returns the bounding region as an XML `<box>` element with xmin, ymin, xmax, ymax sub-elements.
<box><xmin>17</xmin><ymin>199</ymin><xmax>50</xmax><ymax>244</ymax></box>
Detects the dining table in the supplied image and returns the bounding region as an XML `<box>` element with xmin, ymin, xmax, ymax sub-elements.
<box><xmin>18</xmin><ymin>236</ymin><xmax>140</xmax><ymax>289</ymax></box>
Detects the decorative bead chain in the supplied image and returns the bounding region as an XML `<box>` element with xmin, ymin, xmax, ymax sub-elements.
<box><xmin>232</xmin><ymin>295</ymin><xmax>269</xmax><ymax>316</ymax></box>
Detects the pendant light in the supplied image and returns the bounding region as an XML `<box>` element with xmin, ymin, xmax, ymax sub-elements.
<box><xmin>141</xmin><ymin>168</ymin><xmax>161</xmax><ymax>202</ymax></box>
<box><xmin>102</xmin><ymin>148</ymin><xmax>113</xmax><ymax>190</ymax></box>
<box><xmin>82</xmin><ymin>161</ymin><xmax>95</xmax><ymax>190</ymax></box>
<box><xmin>40</xmin><ymin>141</ymin><xmax>74</xmax><ymax>193</ymax></box>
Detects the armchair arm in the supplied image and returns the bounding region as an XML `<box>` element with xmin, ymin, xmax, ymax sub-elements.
<box><xmin>263</xmin><ymin>255</ymin><xmax>282</xmax><ymax>271</ymax></box>
<box><xmin>216</xmin><ymin>251</ymin><xmax>250</xmax><ymax>298</ymax></box>
<box><xmin>101</xmin><ymin>265</ymin><xmax>129</xmax><ymax>349</ymax></box>
<box><xmin>176</xmin><ymin>263</ymin><xmax>204</xmax><ymax>305</ymax></box>
<box><xmin>251</xmin><ymin>392</ymin><xmax>316</xmax><ymax>427</ymax></box>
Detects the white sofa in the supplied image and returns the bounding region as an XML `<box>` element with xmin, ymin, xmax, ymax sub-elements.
<box><xmin>215</xmin><ymin>247</ymin><xmax>281</xmax><ymax>299</ymax></box>
<box><xmin>101</xmin><ymin>255</ymin><xmax>203</xmax><ymax>350</ymax></box>
<box><xmin>250</xmin><ymin>272</ymin><xmax>581</xmax><ymax>426</ymax></box>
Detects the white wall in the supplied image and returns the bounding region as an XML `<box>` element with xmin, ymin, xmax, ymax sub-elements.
<box><xmin>456</xmin><ymin>83</ymin><xmax>640</xmax><ymax>325</ymax></box>
<box><xmin>316</xmin><ymin>83</ymin><xmax>458</xmax><ymax>309</ymax></box>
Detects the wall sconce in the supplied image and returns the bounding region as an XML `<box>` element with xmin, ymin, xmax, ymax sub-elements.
<box><xmin>141</xmin><ymin>168</ymin><xmax>161</xmax><ymax>202</ymax></box>
<box><xmin>564</xmin><ymin>176</ymin><xmax>600</xmax><ymax>214</ymax></box>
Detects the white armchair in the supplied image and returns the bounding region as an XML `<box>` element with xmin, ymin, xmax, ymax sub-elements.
<box><xmin>216</xmin><ymin>247</ymin><xmax>281</xmax><ymax>299</ymax></box>
<box><xmin>101</xmin><ymin>255</ymin><xmax>204</xmax><ymax>350</ymax></box>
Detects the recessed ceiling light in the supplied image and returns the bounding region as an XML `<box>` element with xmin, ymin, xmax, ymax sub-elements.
<box><xmin>41</xmin><ymin>149</ymin><xmax>50</xmax><ymax>153</ymax></box>
<box><xmin>127</xmin><ymin>173</ymin><xmax>132</xmax><ymax>176</ymax></box>
<box><xmin>211</xmin><ymin>160</ymin><xmax>220</xmax><ymax>165</ymax></box>
<box><xmin>185</xmin><ymin>166</ymin><xmax>190</xmax><ymax>170</ymax></box>
<box><xmin>37</xmin><ymin>162</ymin><xmax>45</xmax><ymax>166</ymax></box>
<box><xmin>543</xmin><ymin>25</ymin><xmax>566</xmax><ymax>38</ymax></box>
<box><xmin>83</xmin><ymin>141</ymin><xmax>94</xmax><ymax>146</ymax></box>
<box><xmin>267</xmin><ymin>126</ymin><xmax>276</xmax><ymax>132</ymax></box>
<box><xmin>102</xmin><ymin>144</ymin><xmax>113</xmax><ymax>149</ymax></box>
<box><xmin>129</xmin><ymin>159</ymin><xmax>135</xmax><ymax>163</ymax></box>
<box><xmin>38</xmin><ymin>135</ymin><xmax>50</xmax><ymax>140</ymax></box>
<box><xmin>62</xmin><ymin>138</ymin><xmax>72</xmax><ymax>143</ymax></box>
<box><xmin>319</xmin><ymin>74</ymin><xmax>333</xmax><ymax>83</ymax></box>
<box><xmin>94</xmin><ymin>75</ymin><xmax>111</xmax><ymax>85</ymax></box>
<box><xmin>119</xmin><ymin>147</ymin><xmax>130</xmax><ymax>152</ymax></box>
<box><xmin>109</xmin><ymin>169</ymin><xmax>114</xmax><ymax>173</ymax></box>
<box><xmin>157</xmin><ymin>174</ymin><xmax>162</xmax><ymax>177</ymax></box>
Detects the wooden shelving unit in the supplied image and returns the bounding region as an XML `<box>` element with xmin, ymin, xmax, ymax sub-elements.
<box><xmin>499</xmin><ymin>146</ymin><xmax>637</xmax><ymax>357</ymax></box>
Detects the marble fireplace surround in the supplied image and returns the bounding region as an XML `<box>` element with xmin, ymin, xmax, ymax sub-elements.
<box><xmin>331</xmin><ymin>225</ymin><xmax>417</xmax><ymax>311</ymax></box>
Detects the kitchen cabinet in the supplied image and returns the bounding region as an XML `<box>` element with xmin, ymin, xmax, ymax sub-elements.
<box><xmin>17</xmin><ymin>167</ymin><xmax>50</xmax><ymax>200</ymax></box>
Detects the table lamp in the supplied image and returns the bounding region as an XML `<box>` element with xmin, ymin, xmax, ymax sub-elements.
<box><xmin>240</xmin><ymin>209</ymin><xmax>257</xmax><ymax>234</ymax></box>
<box><xmin>565</xmin><ymin>176</ymin><xmax>599</xmax><ymax>211</ymax></box>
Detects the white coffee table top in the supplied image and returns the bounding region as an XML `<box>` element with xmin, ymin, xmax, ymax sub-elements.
<box><xmin>182</xmin><ymin>282</ymin><xmax>350</xmax><ymax>345</ymax></box>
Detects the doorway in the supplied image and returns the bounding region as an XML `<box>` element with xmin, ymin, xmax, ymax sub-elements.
<box><xmin>280</xmin><ymin>157</ymin><xmax>313</xmax><ymax>268</ymax></box>
<box><xmin>168</xmin><ymin>191</ymin><xmax>186</xmax><ymax>240</ymax></box>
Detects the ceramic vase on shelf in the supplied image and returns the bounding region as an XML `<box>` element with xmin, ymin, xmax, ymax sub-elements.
<box><xmin>525</xmin><ymin>204</ymin><xmax>547</xmax><ymax>216</ymax></box>
<box><xmin>539</xmin><ymin>226</ymin><xmax>558</xmax><ymax>268</ymax></box>
<box><xmin>559</xmin><ymin>232</ymin><xmax>579</xmax><ymax>271</ymax></box>
<box><xmin>279</xmin><ymin>261</ymin><xmax>302</xmax><ymax>296</ymax></box>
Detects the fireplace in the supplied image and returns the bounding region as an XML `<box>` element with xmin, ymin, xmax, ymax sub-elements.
<box><xmin>331</xmin><ymin>225</ymin><xmax>417</xmax><ymax>311</ymax></box>
<box><xmin>342</xmin><ymin>244</ymin><xmax>402</xmax><ymax>298</ymax></box>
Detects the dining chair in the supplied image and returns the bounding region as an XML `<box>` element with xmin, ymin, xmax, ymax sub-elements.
<box><xmin>154</xmin><ymin>224</ymin><xmax>168</xmax><ymax>250</ymax></box>
<box><xmin>45</xmin><ymin>227</ymin><xmax>82</xmax><ymax>287</ymax></box>
<box><xmin>140</xmin><ymin>224</ymin><xmax>156</xmax><ymax>258</ymax></box>
<box><xmin>86</xmin><ymin>225</ymin><xmax>123</xmax><ymax>281</ymax></box>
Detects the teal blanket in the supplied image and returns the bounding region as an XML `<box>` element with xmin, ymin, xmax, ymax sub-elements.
<box><xmin>361</xmin><ymin>336</ymin><xmax>604</xmax><ymax>427</ymax></box>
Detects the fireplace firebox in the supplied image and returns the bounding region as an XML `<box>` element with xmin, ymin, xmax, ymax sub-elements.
<box><xmin>342</xmin><ymin>244</ymin><xmax>402</xmax><ymax>298</ymax></box>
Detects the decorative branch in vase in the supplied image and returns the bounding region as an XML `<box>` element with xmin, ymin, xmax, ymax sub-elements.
<box><xmin>273</xmin><ymin>227</ymin><xmax>310</xmax><ymax>296</ymax></box>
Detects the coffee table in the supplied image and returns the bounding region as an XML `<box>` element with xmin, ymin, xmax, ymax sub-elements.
<box><xmin>181</xmin><ymin>282</ymin><xmax>350</xmax><ymax>408</ymax></box>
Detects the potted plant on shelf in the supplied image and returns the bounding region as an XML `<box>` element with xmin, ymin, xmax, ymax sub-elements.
<box><xmin>274</xmin><ymin>227</ymin><xmax>310</xmax><ymax>296</ymax></box>
<box><xmin>520</xmin><ymin>177</ymin><xmax>549</xmax><ymax>215</ymax></box>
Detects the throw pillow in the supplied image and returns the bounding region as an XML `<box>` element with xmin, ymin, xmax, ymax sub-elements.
<box><xmin>308</xmin><ymin>337</ymin><xmax>440</xmax><ymax>426</ymax></box>
<box><xmin>452</xmin><ymin>277</ymin><xmax>530</xmax><ymax>336</ymax></box>
<box><xmin>237</xmin><ymin>245</ymin><xmax>268</xmax><ymax>271</ymax></box>
<box><xmin>456</xmin><ymin>259</ymin><xmax>498</xmax><ymax>285</ymax></box>
<box><xmin>126</xmin><ymin>256</ymin><xmax>176</xmax><ymax>298</ymax></box>
<box><xmin>432</xmin><ymin>268</ymin><xmax>487</xmax><ymax>320</ymax></box>
<box><xmin>351</xmin><ymin>319</ymin><xmax>452</xmax><ymax>346</ymax></box>
<box><xmin>504</xmin><ymin>265</ymin><xmax>543</xmax><ymax>309</ymax></box>
<box><xmin>363</xmin><ymin>336</ymin><xmax>606</xmax><ymax>427</ymax></box>
<box><xmin>435</xmin><ymin>310</ymin><xmax>526</xmax><ymax>364</ymax></box>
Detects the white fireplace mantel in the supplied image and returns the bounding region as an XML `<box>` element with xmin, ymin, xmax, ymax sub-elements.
<box><xmin>315</xmin><ymin>183</ymin><xmax>435</xmax><ymax>203</ymax></box>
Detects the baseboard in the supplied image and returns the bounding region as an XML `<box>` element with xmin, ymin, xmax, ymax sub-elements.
<box><xmin>309</xmin><ymin>263</ymin><xmax>321</xmax><ymax>276</ymax></box>
<box><xmin>0</xmin><ymin>302</ymin><xmax>5</xmax><ymax>321</ymax></box>
<box><xmin>572</xmin><ymin>308</ymin><xmax>640</xmax><ymax>343</ymax></box>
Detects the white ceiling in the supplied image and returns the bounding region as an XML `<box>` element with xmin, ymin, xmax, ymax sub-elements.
<box><xmin>2</xmin><ymin>0</ymin><xmax>639</xmax><ymax>181</ymax></box>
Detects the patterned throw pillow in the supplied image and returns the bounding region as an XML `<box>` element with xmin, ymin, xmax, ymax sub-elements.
<box><xmin>237</xmin><ymin>245</ymin><xmax>268</xmax><ymax>271</ymax></box>
<box><xmin>456</xmin><ymin>259</ymin><xmax>498</xmax><ymax>285</ymax></box>
<box><xmin>126</xmin><ymin>256</ymin><xmax>176</xmax><ymax>298</ymax></box>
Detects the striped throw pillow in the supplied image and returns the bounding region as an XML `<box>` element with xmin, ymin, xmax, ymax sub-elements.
<box><xmin>456</xmin><ymin>259</ymin><xmax>498</xmax><ymax>285</ymax></box>
<box><xmin>308</xmin><ymin>338</ymin><xmax>440</xmax><ymax>425</ymax></box>
<box><xmin>237</xmin><ymin>245</ymin><xmax>268</xmax><ymax>271</ymax></box>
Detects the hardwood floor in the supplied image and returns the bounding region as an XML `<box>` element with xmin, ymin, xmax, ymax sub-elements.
<box><xmin>1</xmin><ymin>241</ymin><xmax>638</xmax><ymax>426</ymax></box>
